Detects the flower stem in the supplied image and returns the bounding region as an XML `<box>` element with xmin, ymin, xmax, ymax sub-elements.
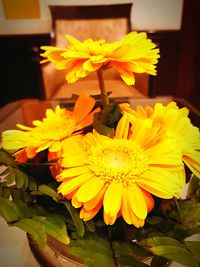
<box><xmin>97</xmin><ymin>69</ymin><xmax>109</xmax><ymax>107</ymax></box>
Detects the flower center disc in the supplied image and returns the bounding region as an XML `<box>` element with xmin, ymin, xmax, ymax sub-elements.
<box><xmin>88</xmin><ymin>139</ymin><xmax>149</xmax><ymax>185</ymax></box>
<box><xmin>103</xmin><ymin>151</ymin><xmax>130</xmax><ymax>169</ymax></box>
<box><xmin>33</xmin><ymin>115</ymin><xmax>76</xmax><ymax>141</ymax></box>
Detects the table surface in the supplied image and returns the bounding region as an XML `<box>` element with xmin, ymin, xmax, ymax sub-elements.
<box><xmin>0</xmin><ymin>97</ymin><xmax>199</xmax><ymax>267</ymax></box>
<box><xmin>0</xmin><ymin>96</ymin><xmax>185</xmax><ymax>132</ymax></box>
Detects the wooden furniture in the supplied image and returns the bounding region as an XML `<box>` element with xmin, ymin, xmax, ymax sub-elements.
<box><xmin>0</xmin><ymin>34</ymin><xmax>50</xmax><ymax>108</ymax></box>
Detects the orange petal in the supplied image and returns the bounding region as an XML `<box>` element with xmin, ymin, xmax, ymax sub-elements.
<box><xmin>103</xmin><ymin>212</ymin><xmax>117</xmax><ymax>225</ymax></box>
<box><xmin>78</xmin><ymin>107</ymin><xmax>100</xmax><ymax>129</ymax></box>
<box><xmin>84</xmin><ymin>185</ymin><xmax>107</xmax><ymax>211</ymax></box>
<box><xmin>26</xmin><ymin>147</ymin><xmax>37</xmax><ymax>159</ymax></box>
<box><xmin>72</xmin><ymin>193</ymin><xmax>83</xmax><ymax>208</ymax></box>
<box><xmin>15</xmin><ymin>149</ymin><xmax>27</xmax><ymax>163</ymax></box>
<box><xmin>80</xmin><ymin>203</ymin><xmax>102</xmax><ymax>221</ymax></box>
<box><xmin>121</xmin><ymin>187</ymin><xmax>144</xmax><ymax>227</ymax></box>
<box><xmin>140</xmin><ymin>188</ymin><xmax>155</xmax><ymax>212</ymax></box>
<box><xmin>73</xmin><ymin>94</ymin><xmax>95</xmax><ymax>124</ymax></box>
<box><xmin>65</xmin><ymin>189</ymin><xmax>77</xmax><ymax>200</ymax></box>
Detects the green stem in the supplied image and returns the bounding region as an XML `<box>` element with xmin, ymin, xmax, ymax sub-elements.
<box><xmin>174</xmin><ymin>197</ymin><xmax>182</xmax><ymax>223</ymax></box>
<box><xmin>97</xmin><ymin>69</ymin><xmax>109</xmax><ymax>107</ymax></box>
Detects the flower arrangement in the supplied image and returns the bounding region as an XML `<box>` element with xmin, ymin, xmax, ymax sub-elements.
<box><xmin>0</xmin><ymin>32</ymin><xmax>200</xmax><ymax>267</ymax></box>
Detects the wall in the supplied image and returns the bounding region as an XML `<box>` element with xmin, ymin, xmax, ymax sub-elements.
<box><xmin>131</xmin><ymin>0</ymin><xmax>183</xmax><ymax>31</ymax></box>
<box><xmin>0</xmin><ymin>0</ymin><xmax>183</xmax><ymax>35</ymax></box>
<box><xmin>0</xmin><ymin>0</ymin><xmax>51</xmax><ymax>35</ymax></box>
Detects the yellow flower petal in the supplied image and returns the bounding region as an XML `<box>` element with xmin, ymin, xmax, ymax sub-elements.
<box><xmin>103</xmin><ymin>182</ymin><xmax>123</xmax><ymax>217</ymax></box>
<box><xmin>138</xmin><ymin>167</ymin><xmax>179</xmax><ymax>198</ymax></box>
<box><xmin>61</xmin><ymin>153</ymin><xmax>87</xmax><ymax>167</ymax></box>
<box><xmin>115</xmin><ymin>114</ymin><xmax>130</xmax><ymax>139</ymax></box>
<box><xmin>127</xmin><ymin>184</ymin><xmax>147</xmax><ymax>220</ymax></box>
<box><xmin>58</xmin><ymin>173</ymin><xmax>94</xmax><ymax>195</ymax></box>
<box><xmin>49</xmin><ymin>141</ymin><xmax>62</xmax><ymax>152</ymax></box>
<box><xmin>121</xmin><ymin>188</ymin><xmax>144</xmax><ymax>227</ymax></box>
<box><xmin>57</xmin><ymin>165</ymin><xmax>90</xmax><ymax>181</ymax></box>
<box><xmin>76</xmin><ymin>178</ymin><xmax>105</xmax><ymax>202</ymax></box>
<box><xmin>84</xmin><ymin>186</ymin><xmax>107</xmax><ymax>211</ymax></box>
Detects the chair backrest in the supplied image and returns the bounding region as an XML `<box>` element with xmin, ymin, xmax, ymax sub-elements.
<box><xmin>49</xmin><ymin>4</ymin><xmax>132</xmax><ymax>47</ymax></box>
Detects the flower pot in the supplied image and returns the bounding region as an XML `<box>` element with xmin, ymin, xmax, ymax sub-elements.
<box><xmin>27</xmin><ymin>234</ymin><xmax>154</xmax><ymax>267</ymax></box>
<box><xmin>28</xmin><ymin>234</ymin><xmax>84</xmax><ymax>267</ymax></box>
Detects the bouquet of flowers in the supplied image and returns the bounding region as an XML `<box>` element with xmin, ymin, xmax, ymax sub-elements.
<box><xmin>0</xmin><ymin>32</ymin><xmax>200</xmax><ymax>267</ymax></box>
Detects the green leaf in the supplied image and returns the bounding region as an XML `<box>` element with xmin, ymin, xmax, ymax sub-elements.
<box><xmin>184</xmin><ymin>241</ymin><xmax>200</xmax><ymax>264</ymax></box>
<box><xmin>69</xmin><ymin>233</ymin><xmax>115</xmax><ymax>267</ymax></box>
<box><xmin>84</xmin><ymin>220</ymin><xmax>96</xmax><ymax>232</ymax></box>
<box><xmin>180</xmin><ymin>226</ymin><xmax>200</xmax><ymax>239</ymax></box>
<box><xmin>6</xmin><ymin>167</ymin><xmax>16</xmax><ymax>185</ymax></box>
<box><xmin>187</xmin><ymin>175</ymin><xmax>199</xmax><ymax>198</ymax></box>
<box><xmin>14</xmin><ymin>200</ymin><xmax>36</xmax><ymax>218</ymax></box>
<box><xmin>0</xmin><ymin>149</ymin><xmax>16</xmax><ymax>166</ymax></box>
<box><xmin>63</xmin><ymin>201</ymin><xmax>85</xmax><ymax>237</ymax></box>
<box><xmin>33</xmin><ymin>214</ymin><xmax>70</xmax><ymax>245</ymax></box>
<box><xmin>140</xmin><ymin>237</ymin><xmax>199</xmax><ymax>267</ymax></box>
<box><xmin>0</xmin><ymin>197</ymin><xmax>20</xmax><ymax>222</ymax></box>
<box><xmin>21</xmin><ymin>172</ymin><xmax>28</xmax><ymax>191</ymax></box>
<box><xmin>93</xmin><ymin>112</ymin><xmax>114</xmax><ymax>136</ymax></box>
<box><xmin>2</xmin><ymin>187</ymin><xmax>11</xmax><ymax>198</ymax></box>
<box><xmin>68</xmin><ymin>232</ymin><xmax>150</xmax><ymax>267</ymax></box>
<box><xmin>11</xmin><ymin>189</ymin><xmax>23</xmax><ymax>201</ymax></box>
<box><xmin>0</xmin><ymin>182</ymin><xmax>7</xmax><ymax>197</ymax></box>
<box><xmin>106</xmin><ymin>101</ymin><xmax>122</xmax><ymax>126</ymax></box>
<box><xmin>14</xmin><ymin>218</ymin><xmax>46</xmax><ymax>247</ymax></box>
<box><xmin>38</xmin><ymin>185</ymin><xmax>61</xmax><ymax>202</ymax></box>
<box><xmin>117</xmin><ymin>256</ymin><xmax>149</xmax><ymax>267</ymax></box>
<box><xmin>179</xmin><ymin>200</ymin><xmax>200</xmax><ymax>226</ymax></box>
<box><xmin>150</xmin><ymin>256</ymin><xmax>170</xmax><ymax>267</ymax></box>
<box><xmin>146</xmin><ymin>216</ymin><xmax>163</xmax><ymax>225</ymax></box>
<box><xmin>113</xmin><ymin>241</ymin><xmax>150</xmax><ymax>267</ymax></box>
<box><xmin>14</xmin><ymin>169</ymin><xmax>25</xmax><ymax>189</ymax></box>
<box><xmin>28</xmin><ymin>176</ymin><xmax>37</xmax><ymax>191</ymax></box>
<box><xmin>140</xmin><ymin>236</ymin><xmax>185</xmax><ymax>248</ymax></box>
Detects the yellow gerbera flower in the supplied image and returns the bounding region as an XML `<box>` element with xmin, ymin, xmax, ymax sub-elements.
<box><xmin>40</xmin><ymin>46</ymin><xmax>67</xmax><ymax>64</ymax></box>
<box><xmin>107</xmin><ymin>32</ymin><xmax>160</xmax><ymax>85</ymax></box>
<box><xmin>128</xmin><ymin>102</ymin><xmax>200</xmax><ymax>178</ymax></box>
<box><xmin>2</xmin><ymin>95</ymin><xmax>99</xmax><ymax>162</ymax></box>
<box><xmin>40</xmin><ymin>32</ymin><xmax>159</xmax><ymax>85</ymax></box>
<box><xmin>41</xmin><ymin>36</ymin><xmax>109</xmax><ymax>84</ymax></box>
<box><xmin>57</xmin><ymin>114</ymin><xmax>184</xmax><ymax>227</ymax></box>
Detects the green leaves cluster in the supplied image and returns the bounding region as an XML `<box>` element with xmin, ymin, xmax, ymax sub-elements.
<box><xmin>140</xmin><ymin>237</ymin><xmax>200</xmax><ymax>267</ymax></box>
<box><xmin>0</xmin><ymin>148</ymin><xmax>200</xmax><ymax>266</ymax></box>
<box><xmin>93</xmin><ymin>100</ymin><xmax>122</xmax><ymax>136</ymax></box>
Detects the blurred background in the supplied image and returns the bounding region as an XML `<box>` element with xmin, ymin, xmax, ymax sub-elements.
<box><xmin>0</xmin><ymin>0</ymin><xmax>199</xmax><ymax>110</ymax></box>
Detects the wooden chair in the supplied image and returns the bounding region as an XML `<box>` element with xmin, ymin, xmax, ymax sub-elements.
<box><xmin>40</xmin><ymin>3</ymin><xmax>149</xmax><ymax>101</ymax></box>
